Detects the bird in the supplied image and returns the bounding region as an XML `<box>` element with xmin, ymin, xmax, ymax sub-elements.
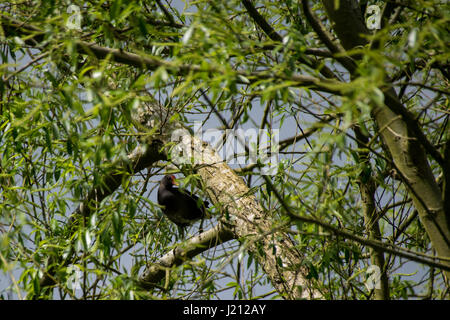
<box><xmin>157</xmin><ymin>174</ymin><xmax>208</xmax><ymax>236</ymax></box>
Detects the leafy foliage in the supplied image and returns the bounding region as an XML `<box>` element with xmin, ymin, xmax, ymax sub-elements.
<box><xmin>0</xmin><ymin>0</ymin><xmax>448</xmax><ymax>299</ymax></box>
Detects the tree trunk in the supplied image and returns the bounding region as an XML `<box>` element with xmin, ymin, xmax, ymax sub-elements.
<box><xmin>322</xmin><ymin>0</ymin><xmax>450</xmax><ymax>281</ymax></box>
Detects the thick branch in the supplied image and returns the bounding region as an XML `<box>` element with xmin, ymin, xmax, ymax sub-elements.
<box><xmin>240</xmin><ymin>0</ymin><xmax>338</xmax><ymax>80</ymax></box>
<box><xmin>73</xmin><ymin>142</ymin><xmax>165</xmax><ymax>220</ymax></box>
<box><xmin>263</xmin><ymin>175</ymin><xmax>450</xmax><ymax>272</ymax></box>
<box><xmin>134</xmin><ymin>104</ymin><xmax>323</xmax><ymax>299</ymax></box>
<box><xmin>1</xmin><ymin>14</ymin><xmax>342</xmax><ymax>95</ymax></box>
<box><xmin>443</xmin><ymin>137</ymin><xmax>450</xmax><ymax>230</ymax></box>
<box><xmin>139</xmin><ymin>222</ymin><xmax>235</xmax><ymax>288</ymax></box>
<box><xmin>39</xmin><ymin>141</ymin><xmax>165</xmax><ymax>290</ymax></box>
<box><xmin>321</xmin><ymin>0</ymin><xmax>450</xmax><ymax>280</ymax></box>
<box><xmin>354</xmin><ymin>126</ymin><xmax>390</xmax><ymax>299</ymax></box>
<box><xmin>301</xmin><ymin>0</ymin><xmax>356</xmax><ymax>73</ymax></box>
<box><xmin>241</xmin><ymin>0</ymin><xmax>282</xmax><ymax>42</ymax></box>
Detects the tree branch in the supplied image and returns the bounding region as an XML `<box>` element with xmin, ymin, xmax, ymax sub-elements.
<box><xmin>155</xmin><ymin>0</ymin><xmax>177</xmax><ymax>27</ymax></box>
<box><xmin>262</xmin><ymin>175</ymin><xmax>450</xmax><ymax>271</ymax></box>
<box><xmin>322</xmin><ymin>0</ymin><xmax>450</xmax><ymax>280</ymax></box>
<box><xmin>241</xmin><ymin>0</ymin><xmax>281</xmax><ymax>42</ymax></box>
<box><xmin>139</xmin><ymin>222</ymin><xmax>235</xmax><ymax>288</ymax></box>
<box><xmin>1</xmin><ymin>14</ymin><xmax>342</xmax><ymax>95</ymax></box>
<box><xmin>133</xmin><ymin>103</ymin><xmax>324</xmax><ymax>299</ymax></box>
<box><xmin>301</xmin><ymin>0</ymin><xmax>356</xmax><ymax>73</ymax></box>
<box><xmin>354</xmin><ymin>125</ymin><xmax>390</xmax><ymax>299</ymax></box>
<box><xmin>443</xmin><ymin>136</ymin><xmax>450</xmax><ymax>230</ymax></box>
<box><xmin>240</xmin><ymin>0</ymin><xmax>339</xmax><ymax>80</ymax></box>
<box><xmin>38</xmin><ymin>141</ymin><xmax>165</xmax><ymax>290</ymax></box>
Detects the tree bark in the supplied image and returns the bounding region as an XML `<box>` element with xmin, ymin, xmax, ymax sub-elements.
<box><xmin>139</xmin><ymin>222</ymin><xmax>235</xmax><ymax>288</ymax></box>
<box><xmin>354</xmin><ymin>127</ymin><xmax>390</xmax><ymax>299</ymax></box>
<box><xmin>134</xmin><ymin>103</ymin><xmax>323</xmax><ymax>299</ymax></box>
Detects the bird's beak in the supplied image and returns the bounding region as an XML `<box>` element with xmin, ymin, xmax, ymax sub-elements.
<box><xmin>171</xmin><ymin>176</ymin><xmax>179</xmax><ymax>186</ymax></box>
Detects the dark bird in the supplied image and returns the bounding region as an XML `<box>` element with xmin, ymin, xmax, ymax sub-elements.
<box><xmin>157</xmin><ymin>175</ymin><xmax>208</xmax><ymax>235</ymax></box>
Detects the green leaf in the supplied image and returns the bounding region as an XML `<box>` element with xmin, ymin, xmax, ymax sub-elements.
<box><xmin>110</xmin><ymin>0</ymin><xmax>122</xmax><ymax>21</ymax></box>
<box><xmin>33</xmin><ymin>272</ymin><xmax>40</xmax><ymax>295</ymax></box>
